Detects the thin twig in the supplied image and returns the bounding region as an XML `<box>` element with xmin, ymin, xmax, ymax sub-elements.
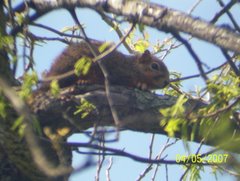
<box><xmin>67</xmin><ymin>141</ymin><xmax>213</xmax><ymax>166</ymax></box>
<box><xmin>95</xmin><ymin>135</ymin><xmax>105</xmax><ymax>181</ymax></box>
<box><xmin>106</xmin><ymin>157</ymin><xmax>113</xmax><ymax>181</ymax></box>
<box><xmin>212</xmin><ymin>0</ymin><xmax>240</xmax><ymax>33</ymax></box>
<box><xmin>199</xmin><ymin>95</ymin><xmax>240</xmax><ymax>118</ymax></box>
<box><xmin>221</xmin><ymin>49</ymin><xmax>240</xmax><ymax>76</ymax></box>
<box><xmin>171</xmin><ymin>32</ymin><xmax>208</xmax><ymax>81</ymax></box>
<box><xmin>171</xmin><ymin>61</ymin><xmax>227</xmax><ymax>82</ymax></box>
<box><xmin>30</xmin><ymin>22</ymin><xmax>87</xmax><ymax>40</ymax></box>
<box><xmin>187</xmin><ymin>0</ymin><xmax>203</xmax><ymax>14</ymax></box>
<box><xmin>210</xmin><ymin>0</ymin><xmax>237</xmax><ymax>24</ymax></box>
<box><xmin>98</xmin><ymin>11</ymin><xmax>135</xmax><ymax>54</ymax></box>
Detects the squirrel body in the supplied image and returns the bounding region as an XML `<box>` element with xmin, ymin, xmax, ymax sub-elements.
<box><xmin>42</xmin><ymin>40</ymin><xmax>169</xmax><ymax>90</ymax></box>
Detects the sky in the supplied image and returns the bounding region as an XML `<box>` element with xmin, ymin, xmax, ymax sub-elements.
<box><xmin>12</xmin><ymin>0</ymin><xmax>240</xmax><ymax>180</ymax></box>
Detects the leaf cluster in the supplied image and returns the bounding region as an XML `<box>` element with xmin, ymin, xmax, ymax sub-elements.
<box><xmin>160</xmin><ymin>95</ymin><xmax>188</xmax><ymax>138</ymax></box>
<box><xmin>19</xmin><ymin>72</ymin><xmax>38</xmax><ymax>99</ymax></box>
<box><xmin>74</xmin><ymin>98</ymin><xmax>96</xmax><ymax>119</ymax></box>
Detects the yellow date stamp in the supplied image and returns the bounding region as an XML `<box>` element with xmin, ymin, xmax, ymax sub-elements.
<box><xmin>176</xmin><ymin>153</ymin><xmax>229</xmax><ymax>164</ymax></box>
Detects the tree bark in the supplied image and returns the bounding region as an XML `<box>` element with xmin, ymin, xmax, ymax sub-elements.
<box><xmin>31</xmin><ymin>85</ymin><xmax>240</xmax><ymax>153</ymax></box>
<box><xmin>15</xmin><ymin>0</ymin><xmax>240</xmax><ymax>54</ymax></box>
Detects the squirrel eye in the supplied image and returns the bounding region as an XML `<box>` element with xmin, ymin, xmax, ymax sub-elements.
<box><xmin>151</xmin><ymin>63</ymin><xmax>159</xmax><ymax>71</ymax></box>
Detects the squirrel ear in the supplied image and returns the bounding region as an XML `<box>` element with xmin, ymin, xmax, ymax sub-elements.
<box><xmin>139</xmin><ymin>50</ymin><xmax>152</xmax><ymax>63</ymax></box>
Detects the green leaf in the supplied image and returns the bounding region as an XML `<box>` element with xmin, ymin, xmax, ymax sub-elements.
<box><xmin>98</xmin><ymin>42</ymin><xmax>111</xmax><ymax>53</ymax></box>
<box><xmin>14</xmin><ymin>12</ymin><xmax>25</xmax><ymax>25</ymax></box>
<box><xmin>134</xmin><ymin>39</ymin><xmax>149</xmax><ymax>53</ymax></box>
<box><xmin>50</xmin><ymin>80</ymin><xmax>60</xmax><ymax>96</ymax></box>
<box><xmin>0</xmin><ymin>35</ymin><xmax>13</xmax><ymax>49</ymax></box>
<box><xmin>137</xmin><ymin>23</ymin><xmax>145</xmax><ymax>33</ymax></box>
<box><xmin>11</xmin><ymin>116</ymin><xmax>24</xmax><ymax>131</ymax></box>
<box><xmin>190</xmin><ymin>121</ymin><xmax>198</xmax><ymax>141</ymax></box>
<box><xmin>74</xmin><ymin>98</ymin><xmax>96</xmax><ymax>119</ymax></box>
<box><xmin>19</xmin><ymin>72</ymin><xmax>38</xmax><ymax>99</ymax></box>
<box><xmin>74</xmin><ymin>57</ymin><xmax>92</xmax><ymax>76</ymax></box>
<box><xmin>0</xmin><ymin>96</ymin><xmax>7</xmax><ymax>119</ymax></box>
<box><xmin>159</xmin><ymin>95</ymin><xmax>187</xmax><ymax>137</ymax></box>
<box><xmin>60</xmin><ymin>25</ymin><xmax>82</xmax><ymax>33</ymax></box>
<box><xmin>189</xmin><ymin>165</ymin><xmax>202</xmax><ymax>181</ymax></box>
<box><xmin>164</xmin><ymin>118</ymin><xmax>182</xmax><ymax>137</ymax></box>
<box><xmin>171</xmin><ymin>95</ymin><xmax>187</xmax><ymax>117</ymax></box>
<box><xmin>11</xmin><ymin>116</ymin><xmax>26</xmax><ymax>138</ymax></box>
<box><xmin>32</xmin><ymin>117</ymin><xmax>42</xmax><ymax>136</ymax></box>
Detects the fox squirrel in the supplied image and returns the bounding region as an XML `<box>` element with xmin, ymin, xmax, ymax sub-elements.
<box><xmin>41</xmin><ymin>40</ymin><xmax>169</xmax><ymax>90</ymax></box>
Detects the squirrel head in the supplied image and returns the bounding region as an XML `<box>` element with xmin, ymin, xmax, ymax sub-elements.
<box><xmin>137</xmin><ymin>50</ymin><xmax>169</xmax><ymax>89</ymax></box>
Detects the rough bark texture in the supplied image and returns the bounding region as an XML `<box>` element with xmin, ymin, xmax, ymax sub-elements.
<box><xmin>31</xmin><ymin>85</ymin><xmax>240</xmax><ymax>153</ymax></box>
<box><xmin>31</xmin><ymin>85</ymin><xmax>180</xmax><ymax>133</ymax></box>
<box><xmin>1</xmin><ymin>83</ymin><xmax>239</xmax><ymax>180</ymax></box>
<box><xmin>0</xmin><ymin>97</ymin><xmax>72</xmax><ymax>181</ymax></box>
<box><xmin>18</xmin><ymin>0</ymin><xmax>240</xmax><ymax>54</ymax></box>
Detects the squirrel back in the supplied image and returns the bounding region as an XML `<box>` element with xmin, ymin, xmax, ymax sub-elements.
<box><xmin>41</xmin><ymin>40</ymin><xmax>169</xmax><ymax>90</ymax></box>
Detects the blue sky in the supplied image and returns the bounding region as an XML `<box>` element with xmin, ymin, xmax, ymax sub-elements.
<box><xmin>13</xmin><ymin>0</ymin><xmax>240</xmax><ymax>180</ymax></box>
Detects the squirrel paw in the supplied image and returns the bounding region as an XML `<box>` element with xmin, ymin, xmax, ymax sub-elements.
<box><xmin>137</xmin><ymin>82</ymin><xmax>148</xmax><ymax>91</ymax></box>
<box><xmin>60</xmin><ymin>94</ymin><xmax>73</xmax><ymax>102</ymax></box>
<box><xmin>77</xmin><ymin>79</ymin><xmax>91</xmax><ymax>85</ymax></box>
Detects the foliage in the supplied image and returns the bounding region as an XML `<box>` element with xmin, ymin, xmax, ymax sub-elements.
<box><xmin>0</xmin><ymin>94</ymin><xmax>7</xmax><ymax>119</ymax></box>
<box><xmin>0</xmin><ymin>33</ymin><xmax>13</xmax><ymax>49</ymax></box>
<box><xmin>74</xmin><ymin>98</ymin><xmax>96</xmax><ymax>119</ymax></box>
<box><xmin>197</xmin><ymin>70</ymin><xmax>240</xmax><ymax>144</ymax></box>
<box><xmin>183</xmin><ymin>164</ymin><xmax>203</xmax><ymax>181</ymax></box>
<box><xmin>50</xmin><ymin>79</ymin><xmax>60</xmax><ymax>96</ymax></box>
<box><xmin>160</xmin><ymin>62</ymin><xmax>240</xmax><ymax>147</ymax></box>
<box><xmin>125</xmin><ymin>27</ymin><xmax>150</xmax><ymax>53</ymax></box>
<box><xmin>164</xmin><ymin>71</ymin><xmax>183</xmax><ymax>96</ymax></box>
<box><xmin>74</xmin><ymin>56</ymin><xmax>92</xmax><ymax>76</ymax></box>
<box><xmin>98</xmin><ymin>42</ymin><xmax>112</xmax><ymax>53</ymax></box>
<box><xmin>11</xmin><ymin>116</ymin><xmax>25</xmax><ymax>138</ymax></box>
<box><xmin>19</xmin><ymin>72</ymin><xmax>38</xmax><ymax>99</ymax></box>
<box><xmin>160</xmin><ymin>94</ymin><xmax>188</xmax><ymax>138</ymax></box>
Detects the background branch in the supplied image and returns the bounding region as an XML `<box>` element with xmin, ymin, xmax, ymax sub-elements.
<box><xmin>13</xmin><ymin>0</ymin><xmax>240</xmax><ymax>54</ymax></box>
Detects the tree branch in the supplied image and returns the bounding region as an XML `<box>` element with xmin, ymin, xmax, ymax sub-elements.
<box><xmin>30</xmin><ymin>85</ymin><xmax>240</xmax><ymax>153</ymax></box>
<box><xmin>14</xmin><ymin>0</ymin><xmax>240</xmax><ymax>54</ymax></box>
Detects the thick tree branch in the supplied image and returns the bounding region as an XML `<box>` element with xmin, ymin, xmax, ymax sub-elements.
<box><xmin>14</xmin><ymin>0</ymin><xmax>240</xmax><ymax>54</ymax></box>
<box><xmin>30</xmin><ymin>85</ymin><xmax>240</xmax><ymax>153</ymax></box>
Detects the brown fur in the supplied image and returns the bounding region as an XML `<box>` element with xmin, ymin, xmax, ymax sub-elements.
<box><xmin>41</xmin><ymin>40</ymin><xmax>169</xmax><ymax>90</ymax></box>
